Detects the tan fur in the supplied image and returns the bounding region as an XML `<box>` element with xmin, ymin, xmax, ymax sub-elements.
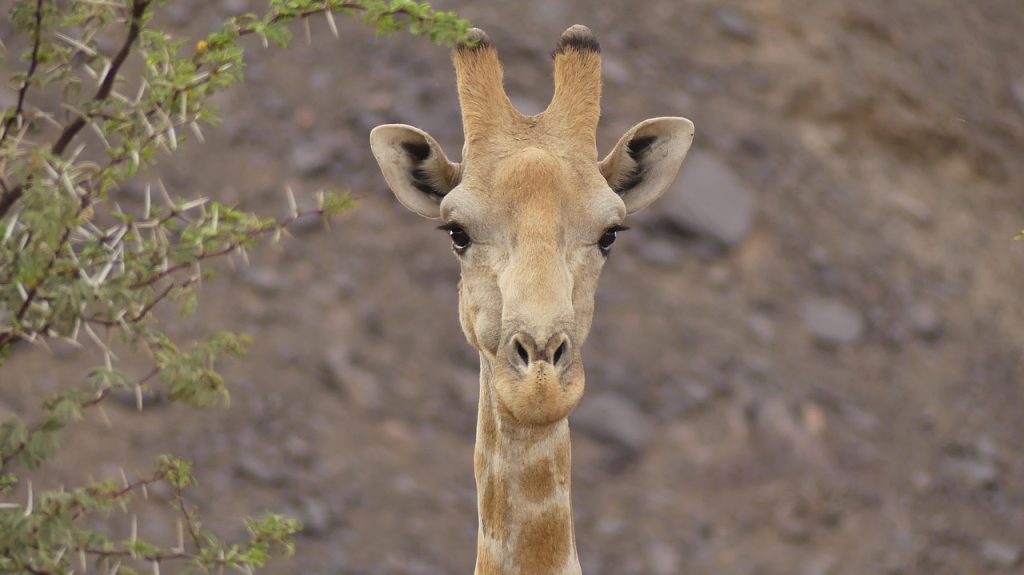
<box><xmin>554</xmin><ymin>441</ymin><xmax>571</xmax><ymax>486</ymax></box>
<box><xmin>516</xmin><ymin>507</ymin><xmax>572</xmax><ymax>575</ymax></box>
<box><xmin>521</xmin><ymin>458</ymin><xmax>557</xmax><ymax>503</ymax></box>
<box><xmin>369</xmin><ymin>24</ymin><xmax>696</xmax><ymax>575</ymax></box>
<box><xmin>479</xmin><ymin>471</ymin><xmax>512</xmax><ymax>540</ymax></box>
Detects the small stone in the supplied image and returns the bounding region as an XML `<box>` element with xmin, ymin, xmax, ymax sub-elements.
<box><xmin>801</xmin><ymin>298</ymin><xmax>865</xmax><ymax>345</ymax></box>
<box><xmin>1012</xmin><ymin>79</ymin><xmax>1024</xmax><ymax>116</ymax></box>
<box><xmin>707</xmin><ymin>264</ymin><xmax>731</xmax><ymax>286</ymax></box>
<box><xmin>239</xmin><ymin>267</ymin><xmax>287</xmax><ymax>294</ymax></box>
<box><xmin>636</xmin><ymin>236</ymin><xmax>683</xmax><ymax>267</ymax></box>
<box><xmin>663</xmin><ymin>151</ymin><xmax>756</xmax><ymax>247</ymax></box>
<box><xmin>236</xmin><ymin>452</ymin><xmax>285</xmax><ymax>486</ymax></box>
<box><xmin>283</xmin><ymin>435</ymin><xmax>312</xmax><ymax>463</ymax></box>
<box><xmin>748</xmin><ymin>311</ymin><xmax>776</xmax><ymax>343</ymax></box>
<box><xmin>888</xmin><ymin>193</ymin><xmax>933</xmax><ymax>225</ymax></box>
<box><xmin>908</xmin><ymin>303</ymin><xmax>942</xmax><ymax>340</ymax></box>
<box><xmin>975</xmin><ymin>435</ymin><xmax>999</xmax><ymax>459</ymax></box>
<box><xmin>571</xmin><ymin>392</ymin><xmax>653</xmax><ymax>452</ymax></box>
<box><xmin>294</xmin><ymin>495</ymin><xmax>333</xmax><ymax>537</ymax></box>
<box><xmin>294</xmin><ymin>106</ymin><xmax>317</xmax><ymax>130</ymax></box>
<box><xmin>774</xmin><ymin>499</ymin><xmax>810</xmax><ymax>544</ymax></box>
<box><xmin>800</xmin><ymin>401</ymin><xmax>828</xmax><ymax>437</ymax></box>
<box><xmin>290</xmin><ymin>137</ymin><xmax>338</xmax><ymax>176</ymax></box>
<box><xmin>714</xmin><ymin>6</ymin><xmax>756</xmax><ymax>41</ymax></box>
<box><xmin>943</xmin><ymin>455</ymin><xmax>998</xmax><ymax>490</ymax></box>
<box><xmin>323</xmin><ymin>349</ymin><xmax>382</xmax><ymax>410</ymax></box>
<box><xmin>979</xmin><ymin>539</ymin><xmax>1021</xmax><ymax>568</ymax></box>
<box><xmin>802</xmin><ymin>554</ymin><xmax>838</xmax><ymax>575</ymax></box>
<box><xmin>648</xmin><ymin>541</ymin><xmax>679</xmax><ymax>575</ymax></box>
<box><xmin>911</xmin><ymin>470</ymin><xmax>933</xmax><ymax>492</ymax></box>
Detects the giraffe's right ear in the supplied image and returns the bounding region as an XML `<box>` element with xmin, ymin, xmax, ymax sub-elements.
<box><xmin>370</xmin><ymin>124</ymin><xmax>461</xmax><ymax>219</ymax></box>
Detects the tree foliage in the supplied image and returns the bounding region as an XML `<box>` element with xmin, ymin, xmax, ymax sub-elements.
<box><xmin>0</xmin><ymin>1</ymin><xmax>470</xmax><ymax>572</ymax></box>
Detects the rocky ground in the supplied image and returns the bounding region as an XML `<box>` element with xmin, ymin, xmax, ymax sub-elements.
<box><xmin>4</xmin><ymin>0</ymin><xmax>1024</xmax><ymax>574</ymax></box>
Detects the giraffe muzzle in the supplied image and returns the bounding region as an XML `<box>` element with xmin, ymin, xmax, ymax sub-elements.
<box><xmin>506</xmin><ymin>331</ymin><xmax>572</xmax><ymax>375</ymax></box>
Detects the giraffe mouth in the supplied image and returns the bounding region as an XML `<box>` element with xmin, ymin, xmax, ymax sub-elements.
<box><xmin>491</xmin><ymin>358</ymin><xmax>586</xmax><ymax>426</ymax></box>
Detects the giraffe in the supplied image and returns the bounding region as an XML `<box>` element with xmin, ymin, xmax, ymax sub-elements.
<box><xmin>369</xmin><ymin>25</ymin><xmax>694</xmax><ymax>575</ymax></box>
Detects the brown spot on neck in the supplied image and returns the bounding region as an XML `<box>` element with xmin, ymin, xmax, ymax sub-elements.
<box><xmin>521</xmin><ymin>458</ymin><xmax>557</xmax><ymax>503</ymax></box>
<box><xmin>516</xmin><ymin>507</ymin><xmax>572</xmax><ymax>575</ymax></box>
<box><xmin>479</xmin><ymin>471</ymin><xmax>512</xmax><ymax>541</ymax></box>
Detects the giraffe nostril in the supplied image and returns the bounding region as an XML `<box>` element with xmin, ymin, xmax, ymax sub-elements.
<box><xmin>552</xmin><ymin>340</ymin><xmax>566</xmax><ymax>366</ymax></box>
<box><xmin>515</xmin><ymin>340</ymin><xmax>530</xmax><ymax>365</ymax></box>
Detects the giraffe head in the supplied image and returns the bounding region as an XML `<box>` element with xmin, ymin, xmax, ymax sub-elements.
<box><xmin>370</xmin><ymin>25</ymin><xmax>693</xmax><ymax>426</ymax></box>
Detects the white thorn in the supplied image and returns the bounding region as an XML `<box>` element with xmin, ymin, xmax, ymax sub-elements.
<box><xmin>24</xmin><ymin>480</ymin><xmax>33</xmax><ymax>517</ymax></box>
<box><xmin>189</xmin><ymin>121</ymin><xmax>205</xmax><ymax>144</ymax></box>
<box><xmin>56</xmin><ymin>32</ymin><xmax>97</xmax><ymax>56</ymax></box>
<box><xmin>285</xmin><ymin>185</ymin><xmax>298</xmax><ymax>218</ymax></box>
<box><xmin>175</xmin><ymin>518</ymin><xmax>184</xmax><ymax>552</ymax></box>
<box><xmin>97</xmin><ymin>403</ymin><xmax>112</xmax><ymax>428</ymax></box>
<box><xmin>325</xmin><ymin>7</ymin><xmax>339</xmax><ymax>38</ymax></box>
<box><xmin>157</xmin><ymin>179</ymin><xmax>174</xmax><ymax>209</ymax></box>
<box><xmin>98</xmin><ymin>59</ymin><xmax>111</xmax><ymax>85</ymax></box>
<box><xmin>3</xmin><ymin>213</ymin><xmax>18</xmax><ymax>243</ymax></box>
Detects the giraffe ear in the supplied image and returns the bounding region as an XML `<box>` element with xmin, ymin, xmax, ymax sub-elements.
<box><xmin>599</xmin><ymin>117</ymin><xmax>695</xmax><ymax>214</ymax></box>
<box><xmin>370</xmin><ymin>124</ymin><xmax>461</xmax><ymax>218</ymax></box>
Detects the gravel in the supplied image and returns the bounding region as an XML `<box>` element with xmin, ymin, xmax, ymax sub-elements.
<box><xmin>801</xmin><ymin>297</ymin><xmax>866</xmax><ymax>346</ymax></box>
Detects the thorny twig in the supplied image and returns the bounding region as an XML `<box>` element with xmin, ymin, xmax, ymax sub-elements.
<box><xmin>0</xmin><ymin>0</ymin><xmax>45</xmax><ymax>217</ymax></box>
<box><xmin>0</xmin><ymin>0</ymin><xmax>150</xmax><ymax>221</ymax></box>
<box><xmin>51</xmin><ymin>0</ymin><xmax>152</xmax><ymax>157</ymax></box>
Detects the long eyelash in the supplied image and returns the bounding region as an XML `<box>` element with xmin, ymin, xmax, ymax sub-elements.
<box><xmin>609</xmin><ymin>224</ymin><xmax>630</xmax><ymax>233</ymax></box>
<box><xmin>437</xmin><ymin>223</ymin><xmax>462</xmax><ymax>232</ymax></box>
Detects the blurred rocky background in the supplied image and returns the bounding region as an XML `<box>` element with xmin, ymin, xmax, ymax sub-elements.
<box><xmin>3</xmin><ymin>0</ymin><xmax>1024</xmax><ymax>573</ymax></box>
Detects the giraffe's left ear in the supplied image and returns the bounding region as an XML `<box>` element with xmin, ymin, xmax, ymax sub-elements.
<box><xmin>370</xmin><ymin>124</ymin><xmax>461</xmax><ymax>219</ymax></box>
<box><xmin>599</xmin><ymin>117</ymin><xmax>695</xmax><ymax>214</ymax></box>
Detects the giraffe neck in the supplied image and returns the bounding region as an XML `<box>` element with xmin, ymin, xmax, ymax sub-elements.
<box><xmin>474</xmin><ymin>360</ymin><xmax>581</xmax><ymax>575</ymax></box>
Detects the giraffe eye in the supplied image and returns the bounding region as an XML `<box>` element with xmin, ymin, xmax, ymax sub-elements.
<box><xmin>439</xmin><ymin>223</ymin><xmax>472</xmax><ymax>254</ymax></box>
<box><xmin>598</xmin><ymin>225</ymin><xmax>628</xmax><ymax>256</ymax></box>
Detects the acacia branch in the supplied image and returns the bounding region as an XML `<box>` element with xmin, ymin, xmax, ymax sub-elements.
<box><xmin>130</xmin><ymin>206</ymin><xmax>332</xmax><ymax>290</ymax></box>
<box><xmin>0</xmin><ymin>0</ymin><xmax>150</xmax><ymax>220</ymax></box>
<box><xmin>0</xmin><ymin>0</ymin><xmax>45</xmax><ymax>218</ymax></box>
<box><xmin>236</xmin><ymin>1</ymin><xmax>412</xmax><ymax>36</ymax></box>
<box><xmin>51</xmin><ymin>0</ymin><xmax>151</xmax><ymax>157</ymax></box>
<box><xmin>0</xmin><ymin>0</ymin><xmax>44</xmax><ymax>147</ymax></box>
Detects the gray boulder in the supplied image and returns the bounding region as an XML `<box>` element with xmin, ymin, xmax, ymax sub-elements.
<box><xmin>661</xmin><ymin>151</ymin><xmax>755</xmax><ymax>247</ymax></box>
